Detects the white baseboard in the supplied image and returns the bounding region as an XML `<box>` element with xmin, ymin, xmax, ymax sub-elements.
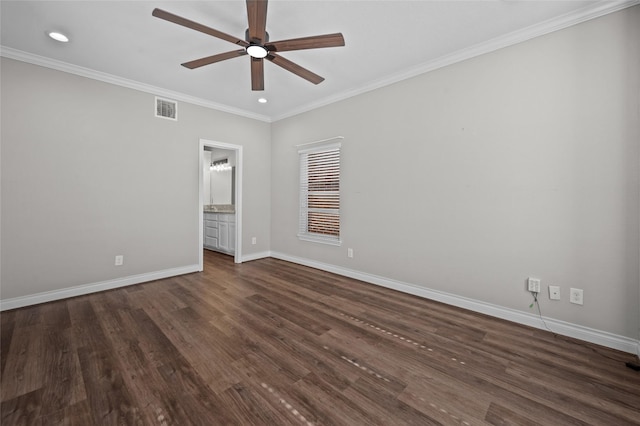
<box><xmin>241</xmin><ymin>250</ymin><xmax>272</xmax><ymax>263</ymax></box>
<box><xmin>0</xmin><ymin>264</ymin><xmax>200</xmax><ymax>311</ymax></box>
<box><xmin>270</xmin><ymin>251</ymin><xmax>639</xmax><ymax>355</ymax></box>
<box><xmin>3</xmin><ymin>253</ymin><xmax>638</xmax><ymax>357</ymax></box>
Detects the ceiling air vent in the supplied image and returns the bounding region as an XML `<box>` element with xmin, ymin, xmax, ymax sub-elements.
<box><xmin>155</xmin><ymin>97</ymin><xmax>177</xmax><ymax>121</ymax></box>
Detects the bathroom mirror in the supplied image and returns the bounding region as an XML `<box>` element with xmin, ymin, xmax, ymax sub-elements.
<box><xmin>204</xmin><ymin>149</ymin><xmax>236</xmax><ymax>206</ymax></box>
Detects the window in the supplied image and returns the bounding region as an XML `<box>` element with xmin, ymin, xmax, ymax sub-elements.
<box><xmin>298</xmin><ymin>141</ymin><xmax>341</xmax><ymax>245</ymax></box>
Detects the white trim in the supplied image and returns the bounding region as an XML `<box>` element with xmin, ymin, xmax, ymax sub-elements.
<box><xmin>199</xmin><ymin>139</ymin><xmax>243</xmax><ymax>268</ymax></box>
<box><xmin>298</xmin><ymin>141</ymin><xmax>342</xmax><ymax>155</ymax></box>
<box><xmin>271</xmin><ymin>0</ymin><xmax>640</xmax><ymax>121</ymax></box>
<box><xmin>241</xmin><ymin>250</ymin><xmax>272</xmax><ymax>263</ymax></box>
<box><xmin>297</xmin><ymin>234</ymin><xmax>342</xmax><ymax>246</ymax></box>
<box><xmin>0</xmin><ymin>47</ymin><xmax>271</xmax><ymax>123</ymax></box>
<box><xmin>270</xmin><ymin>251</ymin><xmax>640</xmax><ymax>355</ymax></box>
<box><xmin>296</xmin><ymin>136</ymin><xmax>344</xmax><ymax>148</ymax></box>
<box><xmin>0</xmin><ymin>265</ymin><xmax>199</xmax><ymax>311</ymax></box>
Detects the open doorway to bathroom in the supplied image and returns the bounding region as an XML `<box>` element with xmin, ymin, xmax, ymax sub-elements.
<box><xmin>199</xmin><ymin>139</ymin><xmax>243</xmax><ymax>270</ymax></box>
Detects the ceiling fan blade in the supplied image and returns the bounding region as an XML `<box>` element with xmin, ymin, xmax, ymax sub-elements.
<box><xmin>246</xmin><ymin>0</ymin><xmax>268</xmax><ymax>43</ymax></box>
<box><xmin>251</xmin><ymin>58</ymin><xmax>265</xmax><ymax>91</ymax></box>
<box><xmin>182</xmin><ymin>50</ymin><xmax>247</xmax><ymax>69</ymax></box>
<box><xmin>266</xmin><ymin>53</ymin><xmax>324</xmax><ymax>85</ymax></box>
<box><xmin>152</xmin><ymin>8</ymin><xmax>248</xmax><ymax>47</ymax></box>
<box><xmin>266</xmin><ymin>33</ymin><xmax>345</xmax><ymax>52</ymax></box>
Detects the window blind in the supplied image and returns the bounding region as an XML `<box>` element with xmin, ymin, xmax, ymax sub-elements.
<box><xmin>298</xmin><ymin>142</ymin><xmax>341</xmax><ymax>245</ymax></box>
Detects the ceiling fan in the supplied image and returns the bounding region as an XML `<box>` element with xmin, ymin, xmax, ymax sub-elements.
<box><xmin>152</xmin><ymin>0</ymin><xmax>345</xmax><ymax>91</ymax></box>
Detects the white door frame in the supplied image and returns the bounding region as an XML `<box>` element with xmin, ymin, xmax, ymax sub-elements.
<box><xmin>199</xmin><ymin>139</ymin><xmax>243</xmax><ymax>269</ymax></box>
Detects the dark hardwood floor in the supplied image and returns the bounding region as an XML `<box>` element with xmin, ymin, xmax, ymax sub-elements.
<box><xmin>2</xmin><ymin>250</ymin><xmax>639</xmax><ymax>425</ymax></box>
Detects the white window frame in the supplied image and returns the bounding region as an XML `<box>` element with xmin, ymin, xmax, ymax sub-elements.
<box><xmin>298</xmin><ymin>140</ymin><xmax>342</xmax><ymax>246</ymax></box>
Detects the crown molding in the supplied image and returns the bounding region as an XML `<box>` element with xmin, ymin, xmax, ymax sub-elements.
<box><xmin>272</xmin><ymin>0</ymin><xmax>640</xmax><ymax>122</ymax></box>
<box><xmin>0</xmin><ymin>46</ymin><xmax>272</xmax><ymax>123</ymax></box>
<box><xmin>2</xmin><ymin>1</ymin><xmax>637</xmax><ymax>123</ymax></box>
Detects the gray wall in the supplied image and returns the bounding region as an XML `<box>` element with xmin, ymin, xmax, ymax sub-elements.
<box><xmin>1</xmin><ymin>58</ymin><xmax>271</xmax><ymax>300</ymax></box>
<box><xmin>271</xmin><ymin>7</ymin><xmax>639</xmax><ymax>338</ymax></box>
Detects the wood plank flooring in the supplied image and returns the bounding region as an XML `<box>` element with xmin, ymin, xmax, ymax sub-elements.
<box><xmin>2</xmin><ymin>250</ymin><xmax>639</xmax><ymax>425</ymax></box>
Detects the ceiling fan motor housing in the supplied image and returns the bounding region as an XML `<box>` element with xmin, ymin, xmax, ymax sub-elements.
<box><xmin>245</xmin><ymin>28</ymin><xmax>270</xmax><ymax>44</ymax></box>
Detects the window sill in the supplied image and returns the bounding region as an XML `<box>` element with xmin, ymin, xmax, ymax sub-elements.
<box><xmin>297</xmin><ymin>233</ymin><xmax>342</xmax><ymax>246</ymax></box>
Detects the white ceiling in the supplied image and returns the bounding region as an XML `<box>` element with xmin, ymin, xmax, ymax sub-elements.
<box><xmin>1</xmin><ymin>1</ymin><xmax>635</xmax><ymax>121</ymax></box>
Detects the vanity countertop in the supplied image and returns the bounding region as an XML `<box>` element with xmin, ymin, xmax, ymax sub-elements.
<box><xmin>204</xmin><ymin>205</ymin><xmax>235</xmax><ymax>214</ymax></box>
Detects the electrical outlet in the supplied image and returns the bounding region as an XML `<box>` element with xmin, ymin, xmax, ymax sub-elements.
<box><xmin>570</xmin><ymin>288</ymin><xmax>583</xmax><ymax>305</ymax></box>
<box><xmin>347</xmin><ymin>248</ymin><xmax>354</xmax><ymax>258</ymax></box>
<box><xmin>548</xmin><ymin>285</ymin><xmax>560</xmax><ymax>300</ymax></box>
<box><xmin>527</xmin><ymin>277</ymin><xmax>541</xmax><ymax>293</ymax></box>
<box><xmin>251</xmin><ymin>237</ymin><xmax>257</xmax><ymax>245</ymax></box>
<box><xmin>115</xmin><ymin>255</ymin><xmax>124</xmax><ymax>266</ymax></box>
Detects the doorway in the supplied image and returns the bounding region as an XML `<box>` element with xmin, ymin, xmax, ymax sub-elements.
<box><xmin>199</xmin><ymin>139</ymin><xmax>243</xmax><ymax>270</ymax></box>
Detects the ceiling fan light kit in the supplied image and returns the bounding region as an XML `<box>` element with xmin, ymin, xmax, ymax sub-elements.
<box><xmin>152</xmin><ymin>0</ymin><xmax>345</xmax><ymax>91</ymax></box>
<box><xmin>246</xmin><ymin>44</ymin><xmax>268</xmax><ymax>59</ymax></box>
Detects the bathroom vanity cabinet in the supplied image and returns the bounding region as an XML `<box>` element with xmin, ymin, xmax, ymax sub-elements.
<box><xmin>204</xmin><ymin>212</ymin><xmax>236</xmax><ymax>255</ymax></box>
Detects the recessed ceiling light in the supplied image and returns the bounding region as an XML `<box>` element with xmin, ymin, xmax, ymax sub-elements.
<box><xmin>48</xmin><ymin>31</ymin><xmax>69</xmax><ymax>42</ymax></box>
<box><xmin>258</xmin><ymin>98</ymin><xmax>268</xmax><ymax>104</ymax></box>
